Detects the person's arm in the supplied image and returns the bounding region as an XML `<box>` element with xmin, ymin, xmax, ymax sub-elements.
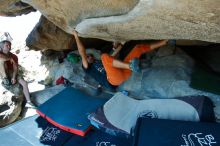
<box><xmin>111</xmin><ymin>41</ymin><xmax>126</xmax><ymax>57</ymax></box>
<box><xmin>11</xmin><ymin>58</ymin><xmax>18</xmax><ymax>84</ymax></box>
<box><xmin>150</xmin><ymin>40</ymin><xmax>168</xmax><ymax>50</ymax></box>
<box><xmin>111</xmin><ymin>44</ymin><xmax>123</xmax><ymax>57</ymax></box>
<box><xmin>111</xmin><ymin>46</ymin><xmax>121</xmax><ymax>57</ymax></box>
<box><xmin>72</xmin><ymin>30</ymin><xmax>89</xmax><ymax>69</ymax></box>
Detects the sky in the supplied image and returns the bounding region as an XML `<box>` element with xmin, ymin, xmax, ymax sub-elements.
<box><xmin>0</xmin><ymin>11</ymin><xmax>41</xmax><ymax>43</ymax></box>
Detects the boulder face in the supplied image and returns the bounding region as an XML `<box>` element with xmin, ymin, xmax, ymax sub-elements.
<box><xmin>0</xmin><ymin>0</ymin><xmax>35</xmax><ymax>16</ymax></box>
<box><xmin>22</xmin><ymin>0</ymin><xmax>220</xmax><ymax>43</ymax></box>
<box><xmin>26</xmin><ymin>16</ymin><xmax>113</xmax><ymax>51</ymax></box>
<box><xmin>26</xmin><ymin>16</ymin><xmax>74</xmax><ymax>51</ymax></box>
<box><xmin>21</xmin><ymin>0</ymin><xmax>138</xmax><ymax>31</ymax></box>
<box><xmin>0</xmin><ymin>83</ymin><xmax>23</xmax><ymax>127</ymax></box>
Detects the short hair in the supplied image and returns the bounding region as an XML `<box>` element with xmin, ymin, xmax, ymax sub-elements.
<box><xmin>1</xmin><ymin>40</ymin><xmax>11</xmax><ymax>46</ymax></box>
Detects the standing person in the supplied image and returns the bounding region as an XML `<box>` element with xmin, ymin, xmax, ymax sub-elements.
<box><xmin>0</xmin><ymin>39</ymin><xmax>35</xmax><ymax>108</ymax></box>
<box><xmin>72</xmin><ymin>30</ymin><xmax>167</xmax><ymax>90</ymax></box>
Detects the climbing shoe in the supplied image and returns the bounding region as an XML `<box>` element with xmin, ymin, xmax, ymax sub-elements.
<box><xmin>129</xmin><ymin>58</ymin><xmax>141</xmax><ymax>73</ymax></box>
<box><xmin>25</xmin><ymin>101</ymin><xmax>36</xmax><ymax>109</ymax></box>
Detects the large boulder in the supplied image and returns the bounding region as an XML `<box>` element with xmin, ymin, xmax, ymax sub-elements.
<box><xmin>26</xmin><ymin>16</ymin><xmax>74</xmax><ymax>51</ymax></box>
<box><xmin>0</xmin><ymin>0</ymin><xmax>35</xmax><ymax>16</ymax></box>
<box><xmin>0</xmin><ymin>83</ymin><xmax>23</xmax><ymax>127</ymax></box>
<box><xmin>22</xmin><ymin>0</ymin><xmax>220</xmax><ymax>42</ymax></box>
<box><xmin>26</xmin><ymin>16</ymin><xmax>112</xmax><ymax>51</ymax></box>
<box><xmin>21</xmin><ymin>0</ymin><xmax>138</xmax><ymax>31</ymax></box>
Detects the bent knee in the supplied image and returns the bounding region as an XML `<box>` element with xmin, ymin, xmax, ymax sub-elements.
<box><xmin>19</xmin><ymin>79</ymin><xmax>27</xmax><ymax>86</ymax></box>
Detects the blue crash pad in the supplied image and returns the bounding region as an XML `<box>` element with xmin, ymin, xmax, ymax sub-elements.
<box><xmin>37</xmin><ymin>87</ymin><xmax>107</xmax><ymax>136</ymax></box>
<box><xmin>133</xmin><ymin>117</ymin><xmax>220</xmax><ymax>146</ymax></box>
<box><xmin>0</xmin><ymin>115</ymin><xmax>132</xmax><ymax>146</ymax></box>
<box><xmin>38</xmin><ymin>116</ymin><xmax>132</xmax><ymax>146</ymax></box>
